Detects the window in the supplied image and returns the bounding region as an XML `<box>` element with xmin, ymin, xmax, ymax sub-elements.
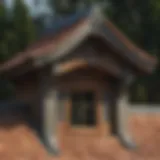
<box><xmin>70</xmin><ymin>92</ymin><xmax>96</xmax><ymax>126</ymax></box>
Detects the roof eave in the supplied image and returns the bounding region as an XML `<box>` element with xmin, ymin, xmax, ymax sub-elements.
<box><xmin>0</xmin><ymin>5</ymin><xmax>157</xmax><ymax>76</ymax></box>
<box><xmin>95</xmin><ymin>22</ymin><xmax>158</xmax><ymax>75</ymax></box>
<box><xmin>0</xmin><ymin>58</ymin><xmax>34</xmax><ymax>79</ymax></box>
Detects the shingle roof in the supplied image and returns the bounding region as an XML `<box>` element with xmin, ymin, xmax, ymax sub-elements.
<box><xmin>0</xmin><ymin>6</ymin><xmax>157</xmax><ymax>75</ymax></box>
<box><xmin>39</xmin><ymin>8</ymin><xmax>91</xmax><ymax>38</ymax></box>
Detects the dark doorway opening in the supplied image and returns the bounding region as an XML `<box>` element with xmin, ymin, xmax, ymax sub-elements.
<box><xmin>70</xmin><ymin>91</ymin><xmax>96</xmax><ymax>126</ymax></box>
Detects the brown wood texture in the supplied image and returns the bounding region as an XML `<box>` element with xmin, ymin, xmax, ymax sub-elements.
<box><xmin>14</xmin><ymin>65</ymin><xmax>111</xmax><ymax>137</ymax></box>
<box><xmin>57</xmin><ymin>67</ymin><xmax>110</xmax><ymax>137</ymax></box>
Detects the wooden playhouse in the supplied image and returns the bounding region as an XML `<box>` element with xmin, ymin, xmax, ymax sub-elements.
<box><xmin>0</xmin><ymin>6</ymin><xmax>157</xmax><ymax>155</ymax></box>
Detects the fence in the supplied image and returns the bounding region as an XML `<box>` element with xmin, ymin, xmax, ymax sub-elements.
<box><xmin>131</xmin><ymin>105</ymin><xmax>160</xmax><ymax>114</ymax></box>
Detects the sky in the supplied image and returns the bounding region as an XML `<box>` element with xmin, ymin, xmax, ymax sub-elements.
<box><xmin>4</xmin><ymin>0</ymin><xmax>53</xmax><ymax>17</ymax></box>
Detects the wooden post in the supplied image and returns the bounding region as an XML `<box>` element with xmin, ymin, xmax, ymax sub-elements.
<box><xmin>109</xmin><ymin>71</ymin><xmax>136</xmax><ymax>149</ymax></box>
<box><xmin>116</xmin><ymin>90</ymin><xmax>136</xmax><ymax>149</ymax></box>
<box><xmin>103</xmin><ymin>91</ymin><xmax>111</xmax><ymax>135</ymax></box>
<box><xmin>38</xmin><ymin>66</ymin><xmax>60</xmax><ymax>155</ymax></box>
<box><xmin>97</xmin><ymin>90</ymin><xmax>110</xmax><ymax>136</ymax></box>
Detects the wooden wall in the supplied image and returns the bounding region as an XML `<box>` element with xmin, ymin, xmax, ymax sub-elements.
<box><xmin>13</xmin><ymin>65</ymin><xmax>112</xmax><ymax>138</ymax></box>
<box><xmin>57</xmin><ymin>67</ymin><xmax>111</xmax><ymax>137</ymax></box>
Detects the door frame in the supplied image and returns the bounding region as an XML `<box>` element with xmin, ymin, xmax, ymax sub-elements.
<box><xmin>64</xmin><ymin>85</ymin><xmax>105</xmax><ymax>136</ymax></box>
<box><xmin>58</xmin><ymin>77</ymin><xmax>109</xmax><ymax>137</ymax></box>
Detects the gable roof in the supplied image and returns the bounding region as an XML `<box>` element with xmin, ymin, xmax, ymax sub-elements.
<box><xmin>0</xmin><ymin>6</ymin><xmax>157</xmax><ymax>76</ymax></box>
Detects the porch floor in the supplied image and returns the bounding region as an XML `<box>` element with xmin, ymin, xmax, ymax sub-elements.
<box><xmin>0</xmin><ymin>113</ymin><xmax>159</xmax><ymax>160</ymax></box>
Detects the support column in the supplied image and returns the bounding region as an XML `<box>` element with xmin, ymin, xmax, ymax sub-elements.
<box><xmin>38</xmin><ymin>66</ymin><xmax>59</xmax><ymax>155</ymax></box>
<box><xmin>109</xmin><ymin>71</ymin><xmax>136</xmax><ymax>149</ymax></box>
<box><xmin>116</xmin><ymin>90</ymin><xmax>136</xmax><ymax>149</ymax></box>
<box><xmin>102</xmin><ymin>92</ymin><xmax>111</xmax><ymax>136</ymax></box>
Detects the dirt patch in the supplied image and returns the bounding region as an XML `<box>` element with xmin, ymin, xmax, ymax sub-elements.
<box><xmin>0</xmin><ymin>113</ymin><xmax>160</xmax><ymax>160</ymax></box>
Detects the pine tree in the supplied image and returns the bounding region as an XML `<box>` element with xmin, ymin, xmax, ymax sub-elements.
<box><xmin>12</xmin><ymin>0</ymin><xmax>36</xmax><ymax>51</ymax></box>
<box><xmin>0</xmin><ymin>4</ymin><xmax>10</xmax><ymax>62</ymax></box>
<box><xmin>50</xmin><ymin>0</ymin><xmax>79</xmax><ymax>15</ymax></box>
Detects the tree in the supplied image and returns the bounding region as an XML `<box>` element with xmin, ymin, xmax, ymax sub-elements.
<box><xmin>49</xmin><ymin>0</ymin><xmax>77</xmax><ymax>15</ymax></box>
<box><xmin>12</xmin><ymin>0</ymin><xmax>36</xmax><ymax>51</ymax></box>
<box><xmin>0</xmin><ymin>4</ymin><xmax>6</xmax><ymax>38</ymax></box>
<box><xmin>0</xmin><ymin>5</ymin><xmax>15</xmax><ymax>99</ymax></box>
<box><xmin>49</xmin><ymin>0</ymin><xmax>102</xmax><ymax>15</ymax></box>
<box><xmin>0</xmin><ymin>4</ymin><xmax>10</xmax><ymax>62</ymax></box>
<box><xmin>107</xmin><ymin>0</ymin><xmax>160</xmax><ymax>103</ymax></box>
<box><xmin>0</xmin><ymin>2</ymin><xmax>36</xmax><ymax>99</ymax></box>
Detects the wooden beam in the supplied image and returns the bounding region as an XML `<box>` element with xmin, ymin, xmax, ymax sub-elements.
<box><xmin>53</xmin><ymin>56</ymin><xmax>124</xmax><ymax>77</ymax></box>
<box><xmin>53</xmin><ymin>59</ymin><xmax>88</xmax><ymax>75</ymax></box>
<box><xmin>85</xmin><ymin>56</ymin><xmax>123</xmax><ymax>77</ymax></box>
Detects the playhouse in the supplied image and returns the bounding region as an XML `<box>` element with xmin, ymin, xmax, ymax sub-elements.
<box><xmin>0</xmin><ymin>6</ymin><xmax>157</xmax><ymax>154</ymax></box>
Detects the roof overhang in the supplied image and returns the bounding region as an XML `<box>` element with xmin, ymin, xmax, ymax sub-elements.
<box><xmin>0</xmin><ymin>5</ymin><xmax>157</xmax><ymax>78</ymax></box>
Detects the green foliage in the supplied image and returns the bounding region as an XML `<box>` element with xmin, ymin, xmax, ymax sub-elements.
<box><xmin>0</xmin><ymin>79</ymin><xmax>15</xmax><ymax>100</ymax></box>
<box><xmin>136</xmin><ymin>84</ymin><xmax>148</xmax><ymax>102</ymax></box>
<box><xmin>0</xmin><ymin>5</ymin><xmax>6</xmax><ymax>36</ymax></box>
<box><xmin>12</xmin><ymin>0</ymin><xmax>36</xmax><ymax>51</ymax></box>
<box><xmin>5</xmin><ymin>30</ymin><xmax>18</xmax><ymax>55</ymax></box>
<box><xmin>50</xmin><ymin>0</ymin><xmax>78</xmax><ymax>15</ymax></box>
<box><xmin>50</xmin><ymin>0</ymin><xmax>105</xmax><ymax>15</ymax></box>
<box><xmin>0</xmin><ymin>42</ymin><xmax>9</xmax><ymax>62</ymax></box>
<box><xmin>0</xmin><ymin>1</ymin><xmax>36</xmax><ymax>100</ymax></box>
<box><xmin>0</xmin><ymin>5</ymin><xmax>9</xmax><ymax>62</ymax></box>
<box><xmin>0</xmin><ymin>0</ymin><xmax>36</xmax><ymax>62</ymax></box>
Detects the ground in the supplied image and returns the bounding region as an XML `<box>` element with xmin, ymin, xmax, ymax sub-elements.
<box><xmin>0</xmin><ymin>113</ymin><xmax>160</xmax><ymax>160</ymax></box>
